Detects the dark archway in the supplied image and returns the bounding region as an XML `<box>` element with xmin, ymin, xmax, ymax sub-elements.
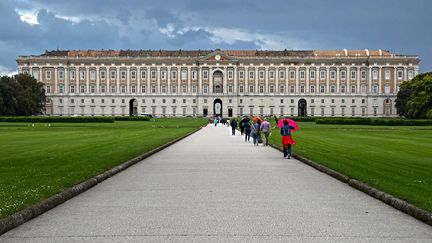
<box><xmin>383</xmin><ymin>98</ymin><xmax>392</xmax><ymax>116</ymax></box>
<box><xmin>213</xmin><ymin>70</ymin><xmax>223</xmax><ymax>94</ymax></box>
<box><xmin>214</xmin><ymin>98</ymin><xmax>222</xmax><ymax>117</ymax></box>
<box><xmin>298</xmin><ymin>99</ymin><xmax>307</xmax><ymax>117</ymax></box>
<box><xmin>129</xmin><ymin>99</ymin><xmax>138</xmax><ymax>116</ymax></box>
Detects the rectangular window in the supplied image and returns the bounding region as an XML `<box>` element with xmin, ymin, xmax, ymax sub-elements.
<box><xmin>259</xmin><ymin>85</ymin><xmax>264</xmax><ymax>93</ymax></box>
<box><xmin>80</xmin><ymin>70</ymin><xmax>85</xmax><ymax>80</ymax></box>
<box><xmin>100</xmin><ymin>70</ymin><xmax>106</xmax><ymax>80</ymax></box>
<box><xmin>141</xmin><ymin>70</ymin><xmax>146</xmax><ymax>80</ymax></box>
<box><xmin>141</xmin><ymin>85</ymin><xmax>146</xmax><ymax>93</ymax></box>
<box><xmin>161</xmin><ymin>71</ymin><xmax>167</xmax><ymax>80</ymax></box>
<box><xmin>151</xmin><ymin>85</ymin><xmax>156</xmax><ymax>93</ymax></box>
<box><xmin>279</xmin><ymin>71</ymin><xmax>284</xmax><ymax>80</ymax></box>
<box><xmin>111</xmin><ymin>85</ymin><xmax>116</xmax><ymax>93</ymax></box>
<box><xmin>80</xmin><ymin>85</ymin><xmax>85</xmax><ymax>93</ymax></box>
<box><xmin>182</xmin><ymin>85</ymin><xmax>187</xmax><ymax>93</ymax></box>
<box><xmin>310</xmin><ymin>71</ymin><xmax>315</xmax><ymax>80</ymax></box>
<box><xmin>351</xmin><ymin>85</ymin><xmax>356</xmax><ymax>93</ymax></box>
<box><xmin>249</xmin><ymin>70</ymin><xmax>254</xmax><ymax>80</ymax></box>
<box><xmin>151</xmin><ymin>70</ymin><xmax>156</xmax><ymax>80</ymax></box>
<box><xmin>228</xmin><ymin>70</ymin><xmax>233</xmax><ymax>80</ymax></box>
<box><xmin>239</xmin><ymin>71</ymin><xmax>244</xmax><ymax>80</ymax></box>
<box><xmin>131</xmin><ymin>85</ymin><xmax>136</xmax><ymax>93</ymax></box>
<box><xmin>228</xmin><ymin>85</ymin><xmax>233</xmax><ymax>93</ymax></box>
<box><xmin>373</xmin><ymin>70</ymin><xmax>378</xmax><ymax>80</ymax></box>
<box><xmin>121</xmin><ymin>85</ymin><xmax>126</xmax><ymax>94</ymax></box>
<box><xmin>203</xmin><ymin>85</ymin><xmax>208</xmax><ymax>94</ymax></box>
<box><xmin>290</xmin><ymin>71</ymin><xmax>295</xmax><ymax>80</ymax></box>
<box><xmin>90</xmin><ymin>85</ymin><xmax>95</xmax><ymax>94</ymax></box>
<box><xmin>385</xmin><ymin>70</ymin><xmax>391</xmax><ymax>80</ymax></box>
<box><xmin>320</xmin><ymin>85</ymin><xmax>325</xmax><ymax>93</ymax></box>
<box><xmin>249</xmin><ymin>85</ymin><xmax>254</xmax><ymax>93</ymax></box>
<box><xmin>181</xmin><ymin>70</ymin><xmax>187</xmax><ymax>80</ymax></box>
<box><xmin>70</xmin><ymin>85</ymin><xmax>75</xmax><ymax>93</ymax></box>
<box><xmin>110</xmin><ymin>70</ymin><xmax>116</xmax><ymax>80</ymax></box>
<box><xmin>398</xmin><ymin>70</ymin><xmax>403</xmax><ymax>79</ymax></box>
<box><xmin>46</xmin><ymin>70</ymin><xmax>51</xmax><ymax>80</ymax></box>
<box><xmin>70</xmin><ymin>70</ymin><xmax>75</xmax><ymax>80</ymax></box>
<box><xmin>320</xmin><ymin>70</ymin><xmax>325</xmax><ymax>80</ymax></box>
<box><xmin>290</xmin><ymin>85</ymin><xmax>295</xmax><ymax>93</ymax></box>
<box><xmin>131</xmin><ymin>71</ymin><xmax>136</xmax><ymax>80</ymax></box>
<box><xmin>58</xmin><ymin>70</ymin><xmax>64</xmax><ymax>80</ymax></box>
<box><xmin>341</xmin><ymin>71</ymin><xmax>346</xmax><ymax>80</ymax></box>
<box><xmin>192</xmin><ymin>85</ymin><xmax>197</xmax><ymax>93</ymax></box>
<box><xmin>300</xmin><ymin>70</ymin><xmax>305</xmax><ymax>80</ymax></box>
<box><xmin>239</xmin><ymin>85</ymin><xmax>244</xmax><ymax>93</ymax></box>
<box><xmin>171</xmin><ymin>70</ymin><xmax>177</xmax><ymax>80</ymax></box>
<box><xmin>121</xmin><ymin>71</ymin><xmax>126</xmax><ymax>80</ymax></box>
<box><xmin>259</xmin><ymin>71</ymin><xmax>264</xmax><ymax>80</ymax></box>
<box><xmin>58</xmin><ymin>85</ymin><xmax>64</xmax><ymax>93</ymax></box>
<box><xmin>100</xmin><ymin>85</ymin><xmax>106</xmax><ymax>93</ymax></box>
<box><xmin>351</xmin><ymin>70</ymin><xmax>356</xmax><ymax>80</ymax></box>
<box><xmin>361</xmin><ymin>70</ymin><xmax>366</xmax><ymax>80</ymax></box>
<box><xmin>192</xmin><ymin>70</ymin><xmax>197</xmax><ymax>80</ymax></box>
<box><xmin>279</xmin><ymin>85</ymin><xmax>284</xmax><ymax>93</ymax></box>
<box><xmin>269</xmin><ymin>71</ymin><xmax>274</xmax><ymax>80</ymax></box>
<box><xmin>90</xmin><ymin>70</ymin><xmax>96</xmax><ymax>80</ymax></box>
<box><xmin>203</xmin><ymin>70</ymin><xmax>208</xmax><ymax>79</ymax></box>
<box><xmin>172</xmin><ymin>85</ymin><xmax>177</xmax><ymax>93</ymax></box>
<box><xmin>330</xmin><ymin>70</ymin><xmax>336</xmax><ymax>80</ymax></box>
<box><xmin>310</xmin><ymin>85</ymin><xmax>315</xmax><ymax>93</ymax></box>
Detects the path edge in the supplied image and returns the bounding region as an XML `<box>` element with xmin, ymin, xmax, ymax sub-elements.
<box><xmin>0</xmin><ymin>126</ymin><xmax>204</xmax><ymax>236</ymax></box>
<box><xmin>268</xmin><ymin>143</ymin><xmax>432</xmax><ymax>226</ymax></box>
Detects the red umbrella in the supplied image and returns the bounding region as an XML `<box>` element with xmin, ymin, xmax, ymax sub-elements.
<box><xmin>277</xmin><ymin>118</ymin><xmax>299</xmax><ymax>132</ymax></box>
<box><xmin>252</xmin><ymin>115</ymin><xmax>263</xmax><ymax>123</ymax></box>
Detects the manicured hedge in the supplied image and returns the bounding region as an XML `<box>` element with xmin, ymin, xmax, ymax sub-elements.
<box><xmin>114</xmin><ymin>116</ymin><xmax>151</xmax><ymax>121</ymax></box>
<box><xmin>0</xmin><ymin>116</ymin><xmax>114</xmax><ymax>123</ymax></box>
<box><xmin>315</xmin><ymin>117</ymin><xmax>432</xmax><ymax>126</ymax></box>
<box><xmin>272</xmin><ymin>116</ymin><xmax>317</xmax><ymax>122</ymax></box>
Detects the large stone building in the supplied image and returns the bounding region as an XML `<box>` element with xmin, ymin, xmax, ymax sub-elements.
<box><xmin>17</xmin><ymin>49</ymin><xmax>419</xmax><ymax>117</ymax></box>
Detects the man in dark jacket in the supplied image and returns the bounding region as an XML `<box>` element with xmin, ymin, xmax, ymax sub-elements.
<box><xmin>230</xmin><ymin>119</ymin><xmax>238</xmax><ymax>135</ymax></box>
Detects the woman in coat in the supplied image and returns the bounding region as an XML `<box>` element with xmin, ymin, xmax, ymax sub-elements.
<box><xmin>280</xmin><ymin>120</ymin><xmax>296</xmax><ymax>159</ymax></box>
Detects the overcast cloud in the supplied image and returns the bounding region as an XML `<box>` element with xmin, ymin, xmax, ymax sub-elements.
<box><xmin>1</xmin><ymin>0</ymin><xmax>431</xmax><ymax>75</ymax></box>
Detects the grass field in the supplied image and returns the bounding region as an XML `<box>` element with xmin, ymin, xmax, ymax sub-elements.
<box><xmin>0</xmin><ymin>118</ymin><xmax>207</xmax><ymax>219</ymax></box>
<box><xmin>268</xmin><ymin>122</ymin><xmax>432</xmax><ymax>212</ymax></box>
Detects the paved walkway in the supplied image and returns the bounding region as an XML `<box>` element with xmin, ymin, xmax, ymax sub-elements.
<box><xmin>1</xmin><ymin>124</ymin><xmax>431</xmax><ymax>242</ymax></box>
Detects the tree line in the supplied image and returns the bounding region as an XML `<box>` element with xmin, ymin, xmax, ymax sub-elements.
<box><xmin>396</xmin><ymin>72</ymin><xmax>432</xmax><ymax>119</ymax></box>
<box><xmin>0</xmin><ymin>74</ymin><xmax>46</xmax><ymax>116</ymax></box>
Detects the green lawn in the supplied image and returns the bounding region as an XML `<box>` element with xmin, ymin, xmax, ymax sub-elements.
<box><xmin>269</xmin><ymin>122</ymin><xmax>432</xmax><ymax>212</ymax></box>
<box><xmin>0</xmin><ymin>118</ymin><xmax>207</xmax><ymax>219</ymax></box>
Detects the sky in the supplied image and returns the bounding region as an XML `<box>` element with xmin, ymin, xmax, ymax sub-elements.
<box><xmin>1</xmin><ymin>0</ymin><xmax>431</xmax><ymax>75</ymax></box>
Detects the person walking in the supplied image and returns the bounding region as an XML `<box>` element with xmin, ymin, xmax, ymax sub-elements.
<box><xmin>230</xmin><ymin>119</ymin><xmax>238</xmax><ymax>135</ymax></box>
<box><xmin>244</xmin><ymin>121</ymin><xmax>251</xmax><ymax>142</ymax></box>
<box><xmin>251</xmin><ymin>121</ymin><xmax>260</xmax><ymax>146</ymax></box>
<box><xmin>214</xmin><ymin>117</ymin><xmax>218</xmax><ymax>127</ymax></box>
<box><xmin>260</xmin><ymin>118</ymin><xmax>271</xmax><ymax>146</ymax></box>
<box><xmin>280</xmin><ymin>120</ymin><xmax>295</xmax><ymax>159</ymax></box>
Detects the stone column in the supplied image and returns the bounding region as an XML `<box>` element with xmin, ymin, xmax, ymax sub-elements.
<box><xmin>187</xmin><ymin>67</ymin><xmax>191</xmax><ymax>94</ymax></box>
<box><xmin>275</xmin><ymin>67</ymin><xmax>279</xmax><ymax>94</ymax></box>
<box><xmin>368</xmin><ymin>67</ymin><xmax>372</xmax><ymax>94</ymax></box>
<box><xmin>54</xmin><ymin>67</ymin><xmax>58</xmax><ymax>94</ymax></box>
<box><xmin>378</xmin><ymin>66</ymin><xmax>382</xmax><ymax>95</ymax></box>
<box><xmin>209</xmin><ymin>67</ymin><xmax>213</xmax><ymax>94</ymax></box>
<box><xmin>233</xmin><ymin>66</ymin><xmax>238</xmax><ymax>94</ymax></box>
<box><xmin>336</xmin><ymin>66</ymin><xmax>340</xmax><ymax>95</ymax></box>
<box><xmin>305</xmin><ymin>66</ymin><xmax>310</xmax><ymax>94</ymax></box>
<box><xmin>295</xmin><ymin>66</ymin><xmax>299</xmax><ymax>94</ymax></box>
<box><xmin>326</xmin><ymin>67</ymin><xmax>330</xmax><ymax>94</ymax></box>
<box><xmin>265</xmin><ymin>67</ymin><xmax>269</xmax><ymax>94</ymax></box>
<box><xmin>96</xmin><ymin>67</ymin><xmax>100</xmax><ymax>94</ymax></box>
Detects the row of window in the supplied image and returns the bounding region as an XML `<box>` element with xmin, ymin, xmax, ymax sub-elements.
<box><xmin>47</xmin><ymin>83</ymin><xmax>393</xmax><ymax>95</ymax></box>
<box><xmin>26</xmin><ymin>68</ymin><xmax>415</xmax><ymax>82</ymax></box>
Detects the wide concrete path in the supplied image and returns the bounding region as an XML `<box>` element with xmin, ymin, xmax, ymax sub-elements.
<box><xmin>1</xmin><ymin>124</ymin><xmax>431</xmax><ymax>242</ymax></box>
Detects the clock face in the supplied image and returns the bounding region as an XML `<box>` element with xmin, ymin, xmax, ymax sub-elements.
<box><xmin>215</xmin><ymin>54</ymin><xmax>221</xmax><ymax>61</ymax></box>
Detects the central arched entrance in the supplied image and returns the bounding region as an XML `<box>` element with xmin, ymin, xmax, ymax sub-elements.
<box><xmin>214</xmin><ymin>98</ymin><xmax>222</xmax><ymax>117</ymax></box>
<box><xmin>213</xmin><ymin>70</ymin><xmax>223</xmax><ymax>94</ymax></box>
<box><xmin>298</xmin><ymin>99</ymin><xmax>307</xmax><ymax>117</ymax></box>
<box><xmin>129</xmin><ymin>99</ymin><xmax>138</xmax><ymax>116</ymax></box>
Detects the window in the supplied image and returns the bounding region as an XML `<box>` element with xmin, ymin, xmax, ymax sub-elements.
<box><xmin>111</xmin><ymin>85</ymin><xmax>116</xmax><ymax>93</ymax></box>
<box><xmin>182</xmin><ymin>85</ymin><xmax>187</xmax><ymax>93</ymax></box>
<box><xmin>59</xmin><ymin>98</ymin><xmax>63</xmax><ymax>104</ymax></box>
<box><xmin>90</xmin><ymin>70</ymin><xmax>96</xmax><ymax>80</ymax></box>
<box><xmin>259</xmin><ymin>85</ymin><xmax>264</xmax><ymax>93</ymax></box>
<box><xmin>373</xmin><ymin>85</ymin><xmax>378</xmax><ymax>93</ymax></box>
<box><xmin>151</xmin><ymin>85</ymin><xmax>156</xmax><ymax>93</ymax></box>
<box><xmin>80</xmin><ymin>85</ymin><xmax>85</xmax><ymax>93</ymax></box>
<box><xmin>70</xmin><ymin>85</ymin><xmax>75</xmax><ymax>93</ymax></box>
<box><xmin>330</xmin><ymin>85</ymin><xmax>336</xmax><ymax>93</ymax></box>
<box><xmin>131</xmin><ymin>85</ymin><xmax>136</xmax><ymax>93</ymax></box>
<box><xmin>46</xmin><ymin>70</ymin><xmax>51</xmax><ymax>80</ymax></box>
<box><xmin>259</xmin><ymin>70</ymin><xmax>264</xmax><ymax>80</ymax></box>
<box><xmin>320</xmin><ymin>85</ymin><xmax>325</xmax><ymax>93</ymax></box>
<box><xmin>141</xmin><ymin>70</ymin><xmax>146</xmax><ymax>80</ymax></box>
<box><xmin>351</xmin><ymin>85</ymin><xmax>356</xmax><ymax>93</ymax></box>
<box><xmin>228</xmin><ymin>85</ymin><xmax>233</xmax><ymax>93</ymax></box>
<box><xmin>58</xmin><ymin>70</ymin><xmax>64</xmax><ymax>80</ymax></box>
<box><xmin>131</xmin><ymin>71</ymin><xmax>136</xmax><ymax>80</ymax></box>
<box><xmin>161</xmin><ymin>71</ymin><xmax>166</xmax><ymax>80</ymax></box>
<box><xmin>385</xmin><ymin>85</ymin><xmax>390</xmax><ymax>94</ymax></box>
<box><xmin>373</xmin><ymin>70</ymin><xmax>378</xmax><ymax>80</ymax></box>
<box><xmin>269</xmin><ymin>71</ymin><xmax>274</xmax><ymax>80</ymax></box>
<box><xmin>351</xmin><ymin>70</ymin><xmax>356</xmax><ymax>80</ymax></box>
<box><xmin>192</xmin><ymin>85</ymin><xmax>197</xmax><ymax>93</ymax></box>
<box><xmin>408</xmin><ymin>70</ymin><xmax>414</xmax><ymax>79</ymax></box>
<box><xmin>239</xmin><ymin>71</ymin><xmax>244</xmax><ymax>80</ymax></box>
<box><xmin>100</xmin><ymin>70</ymin><xmax>106</xmax><ymax>80</ymax></box>
<box><xmin>310</xmin><ymin>70</ymin><xmax>315</xmax><ymax>80</ymax></box>
<box><xmin>320</xmin><ymin>70</ymin><xmax>325</xmax><ymax>80</ymax></box>
<box><xmin>46</xmin><ymin>85</ymin><xmax>51</xmax><ymax>93</ymax></box>
<box><xmin>269</xmin><ymin>85</ymin><xmax>275</xmax><ymax>93</ymax></box>
<box><xmin>279</xmin><ymin>71</ymin><xmax>285</xmax><ymax>80</ymax></box>
<box><xmin>398</xmin><ymin>70</ymin><xmax>403</xmax><ymax>79</ymax></box>
<box><xmin>91</xmin><ymin>99</ymin><xmax>95</xmax><ymax>104</ymax></box>
<box><xmin>70</xmin><ymin>70</ymin><xmax>75</xmax><ymax>80</ymax></box>
<box><xmin>279</xmin><ymin>85</ymin><xmax>284</xmax><ymax>93</ymax></box>
<box><xmin>110</xmin><ymin>70</ymin><xmax>116</xmax><ymax>80</ymax></box>
<box><xmin>173</xmin><ymin>99</ymin><xmax>176</xmax><ymax>103</ymax></box>
<box><xmin>100</xmin><ymin>85</ymin><xmax>106</xmax><ymax>93</ymax></box>
<box><xmin>300</xmin><ymin>85</ymin><xmax>305</xmax><ymax>93</ymax></box>
<box><xmin>121</xmin><ymin>85</ymin><xmax>126</xmax><ymax>94</ymax></box>
<box><xmin>181</xmin><ymin>69</ymin><xmax>187</xmax><ymax>80</ymax></box>
<box><xmin>249</xmin><ymin>70</ymin><xmax>254</xmax><ymax>79</ymax></box>
<box><xmin>171</xmin><ymin>70</ymin><xmax>177</xmax><ymax>80</ymax></box>
<box><xmin>80</xmin><ymin>70</ymin><xmax>85</xmax><ymax>80</ymax></box>
<box><xmin>361</xmin><ymin>85</ymin><xmax>366</xmax><ymax>93</ymax></box>
<box><xmin>203</xmin><ymin>85</ymin><xmax>208</xmax><ymax>94</ymax></box>
<box><xmin>151</xmin><ymin>70</ymin><xmax>156</xmax><ymax>80</ymax></box>
<box><xmin>71</xmin><ymin>99</ymin><xmax>74</xmax><ymax>104</ymax></box>
<box><xmin>321</xmin><ymin>99</ymin><xmax>324</xmax><ymax>103</ymax></box>
<box><xmin>192</xmin><ymin>70</ymin><xmax>197</xmax><ymax>80</ymax></box>
<box><xmin>280</xmin><ymin>99</ymin><xmax>284</xmax><ymax>104</ymax></box>
<box><xmin>90</xmin><ymin>85</ymin><xmax>95</xmax><ymax>94</ymax></box>
<box><xmin>330</xmin><ymin>70</ymin><xmax>336</xmax><ymax>80</ymax></box>
<box><xmin>290</xmin><ymin>70</ymin><xmax>295</xmax><ymax>80</ymax></box>
<box><xmin>239</xmin><ymin>85</ymin><xmax>244</xmax><ymax>93</ymax></box>
<box><xmin>310</xmin><ymin>85</ymin><xmax>315</xmax><ymax>93</ymax></box>
<box><xmin>300</xmin><ymin>70</ymin><xmax>305</xmax><ymax>80</ymax></box>
<box><xmin>203</xmin><ymin>70</ymin><xmax>208</xmax><ymax>79</ymax></box>
<box><xmin>249</xmin><ymin>85</ymin><xmax>254</xmax><ymax>93</ymax></box>
<box><xmin>228</xmin><ymin>70</ymin><xmax>233</xmax><ymax>80</ymax></box>
<box><xmin>341</xmin><ymin>99</ymin><xmax>345</xmax><ymax>104</ymax></box>
<box><xmin>171</xmin><ymin>85</ymin><xmax>176</xmax><ymax>93</ymax></box>
<box><xmin>352</xmin><ymin>99</ymin><xmax>355</xmax><ymax>104</ymax></box>
<box><xmin>385</xmin><ymin>69</ymin><xmax>391</xmax><ymax>80</ymax></box>
<box><xmin>141</xmin><ymin>85</ymin><xmax>146</xmax><ymax>93</ymax></box>
<box><xmin>361</xmin><ymin>70</ymin><xmax>366</xmax><ymax>80</ymax></box>
<box><xmin>161</xmin><ymin>85</ymin><xmax>167</xmax><ymax>93</ymax></box>
<box><xmin>340</xmin><ymin>85</ymin><xmax>346</xmax><ymax>93</ymax></box>
<box><xmin>341</xmin><ymin>70</ymin><xmax>346</xmax><ymax>80</ymax></box>
<box><xmin>290</xmin><ymin>85</ymin><xmax>295</xmax><ymax>93</ymax></box>
<box><xmin>101</xmin><ymin>99</ymin><xmax>105</xmax><ymax>104</ymax></box>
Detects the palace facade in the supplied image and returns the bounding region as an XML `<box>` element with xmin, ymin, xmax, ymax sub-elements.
<box><xmin>17</xmin><ymin>49</ymin><xmax>420</xmax><ymax>117</ymax></box>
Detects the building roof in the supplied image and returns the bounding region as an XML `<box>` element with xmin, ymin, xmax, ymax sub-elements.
<box><xmin>37</xmin><ymin>49</ymin><xmax>399</xmax><ymax>58</ymax></box>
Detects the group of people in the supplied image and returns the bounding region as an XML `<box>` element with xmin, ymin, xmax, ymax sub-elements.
<box><xmin>226</xmin><ymin>116</ymin><xmax>296</xmax><ymax>159</ymax></box>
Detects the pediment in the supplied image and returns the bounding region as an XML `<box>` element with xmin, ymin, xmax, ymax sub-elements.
<box><xmin>201</xmin><ymin>50</ymin><xmax>234</xmax><ymax>61</ymax></box>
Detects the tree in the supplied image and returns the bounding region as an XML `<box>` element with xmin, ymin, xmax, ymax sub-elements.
<box><xmin>396</xmin><ymin>72</ymin><xmax>432</xmax><ymax>119</ymax></box>
<box><xmin>0</xmin><ymin>74</ymin><xmax>46</xmax><ymax>116</ymax></box>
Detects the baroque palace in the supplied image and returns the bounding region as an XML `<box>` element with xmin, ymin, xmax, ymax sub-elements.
<box><xmin>17</xmin><ymin>49</ymin><xmax>419</xmax><ymax>117</ymax></box>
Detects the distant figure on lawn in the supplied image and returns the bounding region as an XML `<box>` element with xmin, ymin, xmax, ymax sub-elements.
<box><xmin>230</xmin><ymin>119</ymin><xmax>237</xmax><ymax>135</ymax></box>
<box><xmin>280</xmin><ymin>120</ymin><xmax>296</xmax><ymax>159</ymax></box>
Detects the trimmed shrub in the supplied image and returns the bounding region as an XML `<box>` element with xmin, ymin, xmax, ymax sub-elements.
<box><xmin>315</xmin><ymin>117</ymin><xmax>432</xmax><ymax>126</ymax></box>
<box><xmin>114</xmin><ymin>116</ymin><xmax>151</xmax><ymax>121</ymax></box>
<box><xmin>315</xmin><ymin>118</ymin><xmax>371</xmax><ymax>125</ymax></box>
<box><xmin>0</xmin><ymin>116</ymin><xmax>114</xmax><ymax>123</ymax></box>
